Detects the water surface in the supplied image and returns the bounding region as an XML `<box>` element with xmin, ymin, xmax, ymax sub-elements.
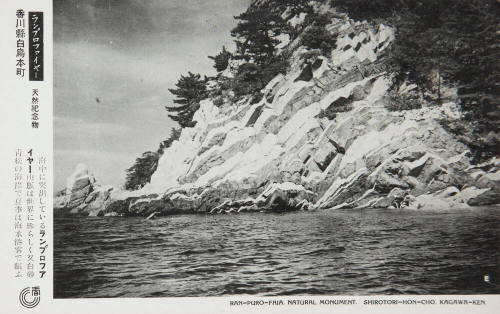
<box><xmin>54</xmin><ymin>207</ymin><xmax>500</xmax><ymax>297</ymax></box>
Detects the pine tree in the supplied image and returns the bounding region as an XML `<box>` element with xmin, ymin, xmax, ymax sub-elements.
<box><xmin>124</xmin><ymin>128</ymin><xmax>182</xmax><ymax>191</ymax></box>
<box><xmin>231</xmin><ymin>5</ymin><xmax>287</xmax><ymax>66</ymax></box>
<box><xmin>301</xmin><ymin>13</ymin><xmax>337</xmax><ymax>55</ymax></box>
<box><xmin>124</xmin><ymin>151</ymin><xmax>159</xmax><ymax>191</ymax></box>
<box><xmin>226</xmin><ymin>3</ymin><xmax>291</xmax><ymax>99</ymax></box>
<box><xmin>208</xmin><ymin>46</ymin><xmax>231</xmax><ymax>72</ymax></box>
<box><xmin>165</xmin><ymin>72</ymin><xmax>208</xmax><ymax>128</ymax></box>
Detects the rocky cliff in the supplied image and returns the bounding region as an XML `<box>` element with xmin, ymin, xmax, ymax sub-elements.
<box><xmin>55</xmin><ymin>4</ymin><xmax>499</xmax><ymax>216</ymax></box>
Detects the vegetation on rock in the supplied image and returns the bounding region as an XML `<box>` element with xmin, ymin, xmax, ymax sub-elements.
<box><xmin>165</xmin><ymin>72</ymin><xmax>208</xmax><ymax>128</ymax></box>
<box><xmin>124</xmin><ymin>128</ymin><xmax>181</xmax><ymax>191</ymax></box>
<box><xmin>332</xmin><ymin>0</ymin><xmax>499</xmax><ymax>161</ymax></box>
<box><xmin>163</xmin><ymin>0</ymin><xmax>498</xmax><ymax>161</ymax></box>
<box><xmin>208</xmin><ymin>46</ymin><xmax>231</xmax><ymax>73</ymax></box>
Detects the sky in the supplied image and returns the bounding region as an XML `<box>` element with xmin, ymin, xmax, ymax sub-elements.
<box><xmin>54</xmin><ymin>0</ymin><xmax>251</xmax><ymax>190</ymax></box>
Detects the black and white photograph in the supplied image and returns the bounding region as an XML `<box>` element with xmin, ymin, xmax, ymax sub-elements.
<box><xmin>52</xmin><ymin>0</ymin><xmax>499</xmax><ymax>299</ymax></box>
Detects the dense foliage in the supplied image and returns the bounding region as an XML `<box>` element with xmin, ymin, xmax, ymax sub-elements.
<box><xmin>165</xmin><ymin>72</ymin><xmax>208</xmax><ymax>128</ymax></box>
<box><xmin>332</xmin><ymin>0</ymin><xmax>499</xmax><ymax>161</ymax></box>
<box><xmin>208</xmin><ymin>46</ymin><xmax>231</xmax><ymax>73</ymax></box>
<box><xmin>124</xmin><ymin>151</ymin><xmax>159</xmax><ymax>191</ymax></box>
<box><xmin>231</xmin><ymin>5</ymin><xmax>287</xmax><ymax>66</ymax></box>
<box><xmin>124</xmin><ymin>128</ymin><xmax>181</xmax><ymax>191</ymax></box>
<box><xmin>300</xmin><ymin>12</ymin><xmax>337</xmax><ymax>55</ymax></box>
<box><xmin>331</xmin><ymin>0</ymin><xmax>405</xmax><ymax>21</ymax></box>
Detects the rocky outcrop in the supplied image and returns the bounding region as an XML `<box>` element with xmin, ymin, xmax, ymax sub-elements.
<box><xmin>56</xmin><ymin>5</ymin><xmax>499</xmax><ymax>216</ymax></box>
<box><xmin>54</xmin><ymin>164</ymin><xmax>114</xmax><ymax>216</ymax></box>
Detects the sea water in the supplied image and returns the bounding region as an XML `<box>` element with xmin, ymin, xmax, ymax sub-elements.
<box><xmin>54</xmin><ymin>206</ymin><xmax>500</xmax><ymax>297</ymax></box>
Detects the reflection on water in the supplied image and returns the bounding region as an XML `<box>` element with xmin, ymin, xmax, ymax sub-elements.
<box><xmin>54</xmin><ymin>207</ymin><xmax>500</xmax><ymax>297</ymax></box>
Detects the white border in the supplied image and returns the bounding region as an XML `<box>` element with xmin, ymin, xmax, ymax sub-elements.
<box><xmin>0</xmin><ymin>1</ymin><xmax>498</xmax><ymax>313</ymax></box>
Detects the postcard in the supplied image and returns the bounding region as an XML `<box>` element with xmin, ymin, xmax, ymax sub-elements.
<box><xmin>0</xmin><ymin>0</ymin><xmax>498</xmax><ymax>313</ymax></box>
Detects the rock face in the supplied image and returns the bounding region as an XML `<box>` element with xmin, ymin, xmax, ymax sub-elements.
<box><xmin>56</xmin><ymin>5</ymin><xmax>499</xmax><ymax>216</ymax></box>
<box><xmin>54</xmin><ymin>164</ymin><xmax>114</xmax><ymax>216</ymax></box>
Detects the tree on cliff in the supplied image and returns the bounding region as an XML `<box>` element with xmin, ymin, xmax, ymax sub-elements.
<box><xmin>392</xmin><ymin>1</ymin><xmax>460</xmax><ymax>100</ymax></box>
<box><xmin>443</xmin><ymin>0</ymin><xmax>499</xmax><ymax>161</ymax></box>
<box><xmin>165</xmin><ymin>72</ymin><xmax>208</xmax><ymax>128</ymax></box>
<box><xmin>226</xmin><ymin>4</ymin><xmax>290</xmax><ymax>99</ymax></box>
<box><xmin>124</xmin><ymin>151</ymin><xmax>159</xmax><ymax>191</ymax></box>
<box><xmin>209</xmin><ymin>46</ymin><xmax>231</xmax><ymax>73</ymax></box>
<box><xmin>301</xmin><ymin>12</ymin><xmax>338</xmax><ymax>55</ymax></box>
<box><xmin>230</xmin><ymin>5</ymin><xmax>287</xmax><ymax>66</ymax></box>
<box><xmin>332</xmin><ymin>0</ymin><xmax>499</xmax><ymax>161</ymax></box>
<box><xmin>392</xmin><ymin>0</ymin><xmax>499</xmax><ymax>160</ymax></box>
<box><xmin>124</xmin><ymin>128</ymin><xmax>181</xmax><ymax>191</ymax></box>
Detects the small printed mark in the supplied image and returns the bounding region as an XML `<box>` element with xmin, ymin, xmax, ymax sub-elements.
<box><xmin>19</xmin><ymin>287</ymin><xmax>40</xmax><ymax>308</ymax></box>
<box><xmin>484</xmin><ymin>274</ymin><xmax>490</xmax><ymax>283</ymax></box>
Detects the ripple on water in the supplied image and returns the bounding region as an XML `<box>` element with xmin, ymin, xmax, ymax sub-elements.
<box><xmin>54</xmin><ymin>207</ymin><xmax>500</xmax><ymax>297</ymax></box>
